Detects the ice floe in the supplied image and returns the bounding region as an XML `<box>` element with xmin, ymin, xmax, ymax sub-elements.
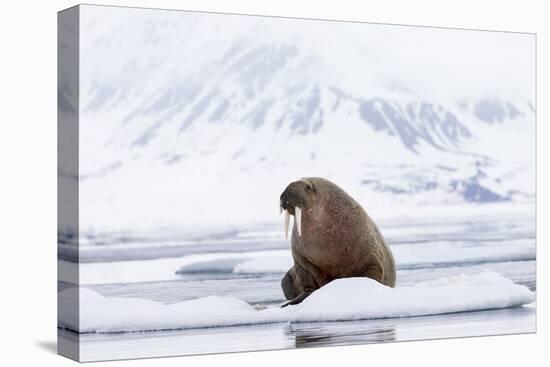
<box><xmin>59</xmin><ymin>272</ymin><xmax>534</xmax><ymax>333</ymax></box>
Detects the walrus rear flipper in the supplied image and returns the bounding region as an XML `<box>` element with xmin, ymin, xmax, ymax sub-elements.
<box><xmin>364</xmin><ymin>263</ymin><xmax>384</xmax><ymax>284</ymax></box>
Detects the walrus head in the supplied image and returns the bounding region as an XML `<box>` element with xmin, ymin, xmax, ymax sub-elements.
<box><xmin>279</xmin><ymin>178</ymin><xmax>317</xmax><ymax>239</ymax></box>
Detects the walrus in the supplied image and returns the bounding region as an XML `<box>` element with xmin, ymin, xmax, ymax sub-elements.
<box><xmin>279</xmin><ymin>177</ymin><xmax>396</xmax><ymax>307</ymax></box>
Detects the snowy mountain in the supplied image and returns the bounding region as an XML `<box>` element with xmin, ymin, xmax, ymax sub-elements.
<box><xmin>72</xmin><ymin>6</ymin><xmax>535</xmax><ymax>231</ymax></box>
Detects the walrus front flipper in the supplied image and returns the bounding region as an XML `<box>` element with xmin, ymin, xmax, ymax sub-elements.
<box><xmin>281</xmin><ymin>268</ymin><xmax>298</xmax><ymax>300</ymax></box>
<box><xmin>280</xmin><ymin>291</ymin><xmax>312</xmax><ymax>307</ymax></box>
<box><xmin>281</xmin><ymin>263</ymin><xmax>319</xmax><ymax>307</ymax></box>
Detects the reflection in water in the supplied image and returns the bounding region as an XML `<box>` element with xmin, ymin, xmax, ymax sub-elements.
<box><xmin>70</xmin><ymin>307</ymin><xmax>535</xmax><ymax>361</ymax></box>
<box><xmin>285</xmin><ymin>320</ymin><xmax>396</xmax><ymax>348</ymax></box>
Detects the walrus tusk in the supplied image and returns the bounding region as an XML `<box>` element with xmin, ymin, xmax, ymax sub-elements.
<box><xmin>295</xmin><ymin>207</ymin><xmax>302</xmax><ymax>237</ymax></box>
<box><xmin>284</xmin><ymin>209</ymin><xmax>290</xmax><ymax>240</ymax></box>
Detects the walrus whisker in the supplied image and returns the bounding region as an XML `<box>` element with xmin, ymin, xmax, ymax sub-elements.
<box><xmin>295</xmin><ymin>207</ymin><xmax>302</xmax><ymax>237</ymax></box>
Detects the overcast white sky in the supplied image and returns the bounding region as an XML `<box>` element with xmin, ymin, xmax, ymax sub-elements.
<box><xmin>81</xmin><ymin>5</ymin><xmax>536</xmax><ymax>102</ymax></box>
<box><xmin>352</xmin><ymin>22</ymin><xmax>535</xmax><ymax>101</ymax></box>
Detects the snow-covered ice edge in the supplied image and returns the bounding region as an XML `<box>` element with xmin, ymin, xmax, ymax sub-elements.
<box><xmin>59</xmin><ymin>272</ymin><xmax>534</xmax><ymax>333</ymax></box>
<box><xmin>61</xmin><ymin>233</ymin><xmax>535</xmax><ymax>286</ymax></box>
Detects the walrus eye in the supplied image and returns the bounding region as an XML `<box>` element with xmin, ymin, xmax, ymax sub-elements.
<box><xmin>305</xmin><ymin>184</ymin><xmax>312</xmax><ymax>192</ymax></box>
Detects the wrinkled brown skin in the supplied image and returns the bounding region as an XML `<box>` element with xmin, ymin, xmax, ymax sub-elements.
<box><xmin>280</xmin><ymin>177</ymin><xmax>396</xmax><ymax>307</ymax></box>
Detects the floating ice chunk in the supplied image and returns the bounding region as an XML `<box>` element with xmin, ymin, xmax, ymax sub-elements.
<box><xmin>233</xmin><ymin>256</ymin><xmax>292</xmax><ymax>274</ymax></box>
<box><xmin>60</xmin><ymin>287</ymin><xmax>283</xmax><ymax>333</ymax></box>
<box><xmin>175</xmin><ymin>253</ymin><xmax>291</xmax><ymax>275</ymax></box>
<box><xmin>176</xmin><ymin>257</ymin><xmax>249</xmax><ymax>274</ymax></box>
<box><xmin>290</xmin><ymin>272</ymin><xmax>534</xmax><ymax>322</ymax></box>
